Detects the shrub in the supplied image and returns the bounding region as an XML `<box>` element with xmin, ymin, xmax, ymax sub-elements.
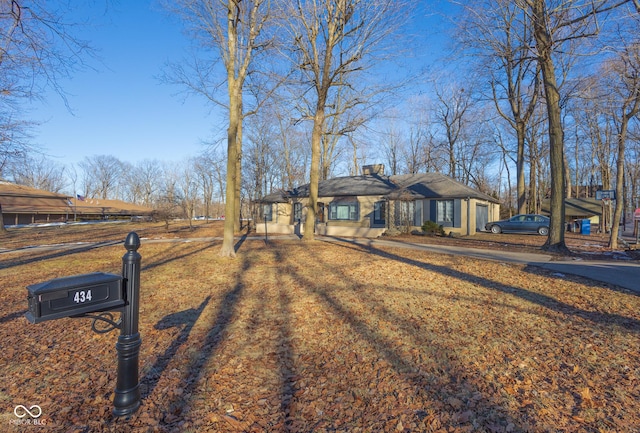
<box><xmin>421</xmin><ymin>220</ymin><xmax>444</xmax><ymax>236</ymax></box>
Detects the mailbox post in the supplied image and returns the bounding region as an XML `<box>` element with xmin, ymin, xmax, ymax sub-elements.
<box><xmin>25</xmin><ymin>232</ymin><xmax>143</xmax><ymax>418</ymax></box>
<box><xmin>113</xmin><ymin>232</ymin><xmax>142</xmax><ymax>417</ymax></box>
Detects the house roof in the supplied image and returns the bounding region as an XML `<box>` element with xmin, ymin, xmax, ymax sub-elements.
<box><xmin>290</xmin><ymin>174</ymin><xmax>397</xmax><ymax>198</ymax></box>
<box><xmin>541</xmin><ymin>198</ymin><xmax>603</xmax><ymax>217</ymax></box>
<box><xmin>268</xmin><ymin>172</ymin><xmax>498</xmax><ymax>203</ymax></box>
<box><xmin>0</xmin><ymin>181</ymin><xmax>71</xmax><ymax>214</ymax></box>
<box><xmin>69</xmin><ymin>197</ymin><xmax>154</xmax><ymax>216</ymax></box>
<box><xmin>0</xmin><ymin>181</ymin><xmax>153</xmax><ymax>217</ymax></box>
<box><xmin>385</xmin><ymin>173</ymin><xmax>498</xmax><ymax>202</ymax></box>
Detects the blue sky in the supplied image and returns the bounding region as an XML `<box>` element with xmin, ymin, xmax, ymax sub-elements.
<box><xmin>29</xmin><ymin>0</ymin><xmax>218</xmax><ymax>167</ymax></box>
<box><xmin>27</xmin><ymin>0</ymin><xmax>455</xmax><ymax>169</ymax></box>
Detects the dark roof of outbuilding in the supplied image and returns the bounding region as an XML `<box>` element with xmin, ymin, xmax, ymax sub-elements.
<box><xmin>540</xmin><ymin>198</ymin><xmax>602</xmax><ymax>217</ymax></box>
<box><xmin>261</xmin><ymin>172</ymin><xmax>499</xmax><ymax>203</ymax></box>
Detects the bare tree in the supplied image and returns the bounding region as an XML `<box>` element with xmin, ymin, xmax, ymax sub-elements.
<box><xmin>282</xmin><ymin>0</ymin><xmax>410</xmax><ymax>241</ymax></box>
<box><xmin>130</xmin><ymin>159</ymin><xmax>163</xmax><ymax>207</ymax></box>
<box><xmin>403</xmin><ymin>109</ymin><xmax>434</xmax><ymax>175</ymax></box>
<box><xmin>243</xmin><ymin>106</ymin><xmax>276</xmax><ymax>207</ymax></box>
<box><xmin>166</xmin><ymin>0</ymin><xmax>272</xmax><ymax>257</ymax></box>
<box><xmin>275</xmin><ymin>108</ymin><xmax>308</xmax><ymax>191</ymax></box>
<box><xmin>177</xmin><ymin>159</ymin><xmax>199</xmax><ymax>228</ymax></box>
<box><xmin>603</xmin><ymin>41</ymin><xmax>640</xmax><ymax>247</ymax></box>
<box><xmin>0</xmin><ymin>1</ymin><xmax>96</xmax><ymax>231</ymax></box>
<box><xmin>193</xmin><ymin>155</ymin><xmax>216</xmax><ymax>222</ymax></box>
<box><xmin>432</xmin><ymin>82</ymin><xmax>472</xmax><ymax>181</ymax></box>
<box><xmin>10</xmin><ymin>155</ymin><xmax>66</xmax><ymax>192</ymax></box>
<box><xmin>520</xmin><ymin>0</ymin><xmax>634</xmax><ymax>253</ymax></box>
<box><xmin>573</xmin><ymin>80</ymin><xmax>616</xmax><ymax>198</ymax></box>
<box><xmin>456</xmin><ymin>0</ymin><xmax>540</xmax><ymax>214</ymax></box>
<box><xmin>156</xmin><ymin>163</ymin><xmax>183</xmax><ymax>231</ymax></box>
<box><xmin>78</xmin><ymin>155</ymin><xmax>123</xmax><ymax>199</ymax></box>
<box><xmin>379</xmin><ymin>120</ymin><xmax>404</xmax><ymax>176</ymax></box>
<box><xmin>0</xmin><ymin>115</ymin><xmax>35</xmax><ymax>178</ymax></box>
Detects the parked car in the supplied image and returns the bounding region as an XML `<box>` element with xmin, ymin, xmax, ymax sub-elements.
<box><xmin>485</xmin><ymin>214</ymin><xmax>550</xmax><ymax>235</ymax></box>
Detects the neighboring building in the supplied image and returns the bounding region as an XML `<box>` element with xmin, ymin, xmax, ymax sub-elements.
<box><xmin>0</xmin><ymin>181</ymin><xmax>72</xmax><ymax>226</ymax></box>
<box><xmin>540</xmin><ymin>197</ymin><xmax>603</xmax><ymax>224</ymax></box>
<box><xmin>0</xmin><ymin>180</ymin><xmax>153</xmax><ymax>226</ymax></box>
<box><xmin>257</xmin><ymin>166</ymin><xmax>500</xmax><ymax>238</ymax></box>
<box><xmin>68</xmin><ymin>197</ymin><xmax>154</xmax><ymax>222</ymax></box>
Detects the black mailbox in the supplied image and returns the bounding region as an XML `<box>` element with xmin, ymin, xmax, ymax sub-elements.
<box><xmin>26</xmin><ymin>272</ymin><xmax>125</xmax><ymax>324</ymax></box>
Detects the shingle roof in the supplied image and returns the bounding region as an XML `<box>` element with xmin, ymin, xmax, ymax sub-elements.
<box><xmin>266</xmin><ymin>172</ymin><xmax>498</xmax><ymax>203</ymax></box>
<box><xmin>541</xmin><ymin>198</ymin><xmax>602</xmax><ymax>217</ymax></box>
<box><xmin>386</xmin><ymin>173</ymin><xmax>498</xmax><ymax>202</ymax></box>
<box><xmin>70</xmin><ymin>197</ymin><xmax>154</xmax><ymax>216</ymax></box>
<box><xmin>290</xmin><ymin>174</ymin><xmax>396</xmax><ymax>198</ymax></box>
<box><xmin>0</xmin><ymin>181</ymin><xmax>153</xmax><ymax>216</ymax></box>
<box><xmin>0</xmin><ymin>181</ymin><xmax>71</xmax><ymax>214</ymax></box>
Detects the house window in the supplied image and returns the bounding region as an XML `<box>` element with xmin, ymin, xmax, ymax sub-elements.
<box><xmin>374</xmin><ymin>201</ymin><xmax>386</xmax><ymax>225</ymax></box>
<box><xmin>398</xmin><ymin>201</ymin><xmax>415</xmax><ymax>228</ymax></box>
<box><xmin>293</xmin><ymin>202</ymin><xmax>303</xmax><ymax>222</ymax></box>
<box><xmin>263</xmin><ymin>204</ymin><xmax>273</xmax><ymax>222</ymax></box>
<box><xmin>329</xmin><ymin>202</ymin><xmax>359</xmax><ymax>221</ymax></box>
<box><xmin>436</xmin><ymin>200</ymin><xmax>453</xmax><ymax>223</ymax></box>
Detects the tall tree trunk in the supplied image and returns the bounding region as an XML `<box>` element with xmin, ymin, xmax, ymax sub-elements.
<box><xmin>219</xmin><ymin>0</ymin><xmax>241</xmax><ymax>258</ymax></box>
<box><xmin>529</xmin><ymin>152</ymin><xmax>537</xmax><ymax>214</ymax></box>
<box><xmin>516</xmin><ymin>122</ymin><xmax>527</xmax><ymax>214</ymax></box>
<box><xmin>609</xmin><ymin>118</ymin><xmax>630</xmax><ymax>249</ymax></box>
<box><xmin>220</xmin><ymin>82</ymin><xmax>240</xmax><ymax>257</ymax></box>
<box><xmin>531</xmin><ymin>0</ymin><xmax>568</xmax><ymax>253</ymax></box>
<box><xmin>0</xmin><ymin>203</ymin><xmax>5</xmax><ymax>233</ymax></box>
<box><xmin>235</xmin><ymin>98</ymin><xmax>243</xmax><ymax>232</ymax></box>
<box><xmin>564</xmin><ymin>153</ymin><xmax>572</xmax><ymax>198</ymax></box>
<box><xmin>303</xmin><ymin>106</ymin><xmax>324</xmax><ymax>241</ymax></box>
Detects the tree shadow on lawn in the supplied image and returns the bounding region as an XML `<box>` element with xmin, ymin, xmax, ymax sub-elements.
<box><xmin>329</xmin><ymin>239</ymin><xmax>640</xmax><ymax>332</ymax></box>
<box><xmin>141</xmin><ymin>242</ymin><xmax>218</xmax><ymax>272</ymax></box>
<box><xmin>270</xmin><ymin>244</ymin><xmax>527</xmax><ymax>431</ymax></box>
<box><xmin>271</xmin><ymin>248</ymin><xmax>305</xmax><ymax>433</ymax></box>
<box><xmin>0</xmin><ymin>240</ymin><xmax>121</xmax><ymax>270</ymax></box>
<box><xmin>284</xmin><ymin>239</ymin><xmax>640</xmax><ymax>429</ymax></box>
<box><xmin>148</xmin><ymin>252</ymin><xmax>252</xmax><ymax>428</ymax></box>
<box><xmin>140</xmin><ymin>296</ymin><xmax>211</xmax><ymax>400</ymax></box>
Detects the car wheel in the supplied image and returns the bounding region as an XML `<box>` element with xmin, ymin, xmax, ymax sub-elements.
<box><xmin>538</xmin><ymin>226</ymin><xmax>549</xmax><ymax>236</ymax></box>
<box><xmin>490</xmin><ymin>225</ymin><xmax>502</xmax><ymax>234</ymax></box>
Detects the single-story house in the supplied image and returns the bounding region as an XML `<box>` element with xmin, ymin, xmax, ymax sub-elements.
<box><xmin>0</xmin><ymin>181</ymin><xmax>73</xmax><ymax>226</ymax></box>
<box><xmin>0</xmin><ymin>180</ymin><xmax>153</xmax><ymax>226</ymax></box>
<box><xmin>257</xmin><ymin>166</ymin><xmax>500</xmax><ymax>238</ymax></box>
<box><xmin>67</xmin><ymin>197</ymin><xmax>154</xmax><ymax>221</ymax></box>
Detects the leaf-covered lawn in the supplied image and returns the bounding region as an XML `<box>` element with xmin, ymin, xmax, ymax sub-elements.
<box><xmin>1</xmin><ymin>223</ymin><xmax>639</xmax><ymax>432</ymax></box>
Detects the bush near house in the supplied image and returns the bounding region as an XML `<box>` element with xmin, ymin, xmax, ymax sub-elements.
<box><xmin>422</xmin><ymin>220</ymin><xmax>445</xmax><ymax>236</ymax></box>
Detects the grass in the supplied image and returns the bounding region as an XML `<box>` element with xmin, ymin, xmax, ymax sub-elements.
<box><xmin>0</xmin><ymin>222</ymin><xmax>639</xmax><ymax>432</ymax></box>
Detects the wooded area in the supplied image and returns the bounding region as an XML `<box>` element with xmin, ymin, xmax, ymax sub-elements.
<box><xmin>0</xmin><ymin>1</ymin><xmax>639</xmax><ymax>252</ymax></box>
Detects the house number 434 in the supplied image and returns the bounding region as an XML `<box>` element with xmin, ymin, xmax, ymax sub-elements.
<box><xmin>73</xmin><ymin>290</ymin><xmax>93</xmax><ymax>303</ymax></box>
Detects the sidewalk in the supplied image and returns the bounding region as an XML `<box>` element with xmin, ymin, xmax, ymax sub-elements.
<box><xmin>319</xmin><ymin>237</ymin><xmax>640</xmax><ymax>293</ymax></box>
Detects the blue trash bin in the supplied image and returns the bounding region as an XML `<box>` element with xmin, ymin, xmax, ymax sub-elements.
<box><xmin>581</xmin><ymin>219</ymin><xmax>591</xmax><ymax>235</ymax></box>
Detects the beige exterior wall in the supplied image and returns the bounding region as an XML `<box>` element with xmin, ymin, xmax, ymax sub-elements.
<box><xmin>406</xmin><ymin>198</ymin><xmax>500</xmax><ymax>236</ymax></box>
<box><xmin>257</xmin><ymin>196</ymin><xmax>500</xmax><ymax>238</ymax></box>
<box><xmin>321</xmin><ymin>195</ymin><xmax>383</xmax><ymax>228</ymax></box>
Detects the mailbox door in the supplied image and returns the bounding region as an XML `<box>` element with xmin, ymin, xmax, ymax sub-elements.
<box><xmin>26</xmin><ymin>273</ymin><xmax>125</xmax><ymax>324</ymax></box>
